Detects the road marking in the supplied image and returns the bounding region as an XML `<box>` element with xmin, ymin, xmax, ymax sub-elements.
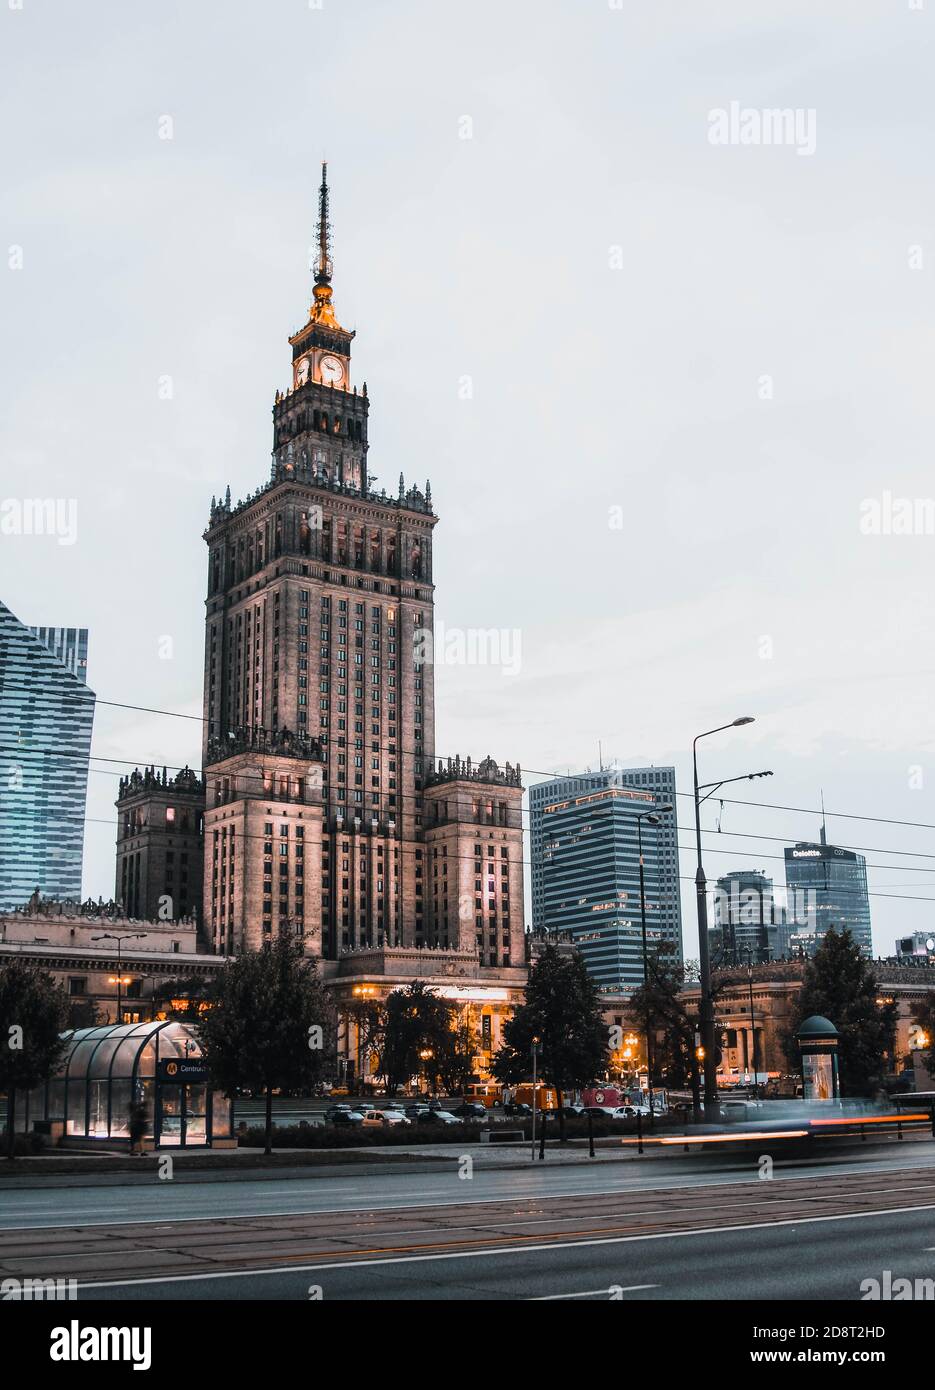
<box><xmin>532</xmin><ymin>1284</ymin><xmax>658</xmax><ymax>1299</ymax></box>
<box><xmin>74</xmin><ymin>1199</ymin><xmax>935</xmax><ymax>1290</ymax></box>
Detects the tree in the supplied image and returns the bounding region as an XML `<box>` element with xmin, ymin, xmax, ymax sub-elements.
<box><xmin>628</xmin><ymin>954</ymin><xmax>704</xmax><ymax>1115</ymax></box>
<box><xmin>0</xmin><ymin>961</ymin><xmax>70</xmax><ymax>1159</ymax></box>
<box><xmin>782</xmin><ymin>928</ymin><xmax>897</xmax><ymax>1097</ymax></box>
<box><xmin>198</xmin><ymin>937</ymin><xmax>336</xmax><ymax>1153</ymax></box>
<box><xmin>375</xmin><ymin>982</ymin><xmax>458</xmax><ymax>1095</ymax></box>
<box><xmin>435</xmin><ymin>1012</ymin><xmax>478</xmax><ymax>1095</ymax></box>
<box><xmin>492</xmin><ymin>946</ymin><xmax>608</xmax><ymax>1140</ymax></box>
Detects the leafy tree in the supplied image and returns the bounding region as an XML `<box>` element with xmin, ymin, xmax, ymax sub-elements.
<box><xmin>198</xmin><ymin>937</ymin><xmax>336</xmax><ymax>1153</ymax></box>
<box><xmin>435</xmin><ymin>1012</ymin><xmax>478</xmax><ymax>1095</ymax></box>
<box><xmin>375</xmin><ymin>982</ymin><xmax>459</xmax><ymax>1095</ymax></box>
<box><xmin>782</xmin><ymin>928</ymin><xmax>897</xmax><ymax>1097</ymax></box>
<box><xmin>0</xmin><ymin>961</ymin><xmax>70</xmax><ymax>1159</ymax></box>
<box><xmin>628</xmin><ymin>954</ymin><xmax>704</xmax><ymax>1114</ymax></box>
<box><xmin>492</xmin><ymin>946</ymin><xmax>608</xmax><ymax>1140</ymax></box>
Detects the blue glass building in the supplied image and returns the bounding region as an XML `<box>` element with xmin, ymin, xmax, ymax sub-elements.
<box><xmin>529</xmin><ymin>767</ymin><xmax>682</xmax><ymax>992</ymax></box>
<box><xmin>0</xmin><ymin>602</ymin><xmax>96</xmax><ymax>909</ymax></box>
<box><xmin>783</xmin><ymin>830</ymin><xmax>872</xmax><ymax>958</ymax></box>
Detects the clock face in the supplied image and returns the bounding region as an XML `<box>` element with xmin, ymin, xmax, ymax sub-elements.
<box><xmin>295</xmin><ymin>356</ymin><xmax>310</xmax><ymax>385</ymax></box>
<box><xmin>319</xmin><ymin>354</ymin><xmax>344</xmax><ymax>385</ymax></box>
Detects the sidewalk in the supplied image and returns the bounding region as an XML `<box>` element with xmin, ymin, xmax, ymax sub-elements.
<box><xmin>1</xmin><ymin>1129</ymin><xmax>931</xmax><ymax>1186</ymax></box>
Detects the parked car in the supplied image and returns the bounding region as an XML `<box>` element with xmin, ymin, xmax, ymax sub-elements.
<box><xmin>426</xmin><ymin>1099</ymin><xmax>444</xmax><ymax>1111</ymax></box>
<box><xmin>404</xmin><ymin>1105</ymin><xmax>431</xmax><ymax>1121</ymax></box>
<box><xmin>361</xmin><ymin>1110</ymin><xmax>411</xmax><ymax>1128</ymax></box>
<box><xmin>503</xmin><ymin>1102</ymin><xmax>532</xmax><ymax>1117</ymax></box>
<box><xmin>329</xmin><ymin>1109</ymin><xmax>365</xmax><ymax>1127</ymax></box>
<box><xmin>324</xmin><ymin>1104</ymin><xmax>353</xmax><ymax>1123</ymax></box>
<box><xmin>452</xmin><ymin>1102</ymin><xmax>487</xmax><ymax>1121</ymax></box>
<box><xmin>581</xmin><ymin>1105</ymin><xmax>617</xmax><ymax>1119</ymax></box>
<box><xmin>416</xmin><ymin>1109</ymin><xmax>460</xmax><ymax>1125</ymax></box>
<box><xmin>562</xmin><ymin>1103</ymin><xmax>586</xmax><ymax>1116</ymax></box>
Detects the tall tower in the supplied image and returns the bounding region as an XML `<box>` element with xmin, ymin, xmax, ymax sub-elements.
<box><xmin>202</xmin><ymin>165</ymin><xmax>438</xmax><ymax>957</ymax></box>
<box><xmin>115</xmin><ymin>766</ymin><xmax>205</xmax><ymax>923</ymax></box>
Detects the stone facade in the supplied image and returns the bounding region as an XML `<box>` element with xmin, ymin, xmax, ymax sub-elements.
<box><xmin>0</xmin><ymin>896</ymin><xmax>215</xmax><ymax>1025</ymax></box>
<box><xmin>198</xmin><ymin>167</ymin><xmax>526</xmax><ymax>991</ymax></box>
<box><xmin>115</xmin><ymin>766</ymin><xmax>205</xmax><ymax>924</ymax></box>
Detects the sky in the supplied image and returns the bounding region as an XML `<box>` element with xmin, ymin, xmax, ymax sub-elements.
<box><xmin>2</xmin><ymin>0</ymin><xmax>934</xmax><ymax>959</ymax></box>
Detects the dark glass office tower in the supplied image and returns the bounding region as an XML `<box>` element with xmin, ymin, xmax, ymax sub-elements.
<box><xmin>531</xmin><ymin>767</ymin><xmax>682</xmax><ymax>993</ymax></box>
<box><xmin>712</xmin><ymin>869</ymin><xmax>789</xmax><ymax>963</ymax></box>
<box><xmin>0</xmin><ymin>602</ymin><xmax>96</xmax><ymax>908</ymax></box>
<box><xmin>783</xmin><ymin>832</ymin><xmax>872</xmax><ymax>958</ymax></box>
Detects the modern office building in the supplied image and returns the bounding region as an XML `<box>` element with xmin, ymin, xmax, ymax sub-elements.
<box><xmin>530</xmin><ymin>766</ymin><xmax>682</xmax><ymax>992</ymax></box>
<box><xmin>0</xmin><ymin>601</ymin><xmax>96</xmax><ymax>909</ymax></box>
<box><xmin>783</xmin><ymin>822</ymin><xmax>872</xmax><ymax>957</ymax></box>
<box><xmin>711</xmin><ymin>869</ymin><xmax>789</xmax><ymax>964</ymax></box>
<box><xmin>28</xmin><ymin>626</ymin><xmax>89</xmax><ymax>681</ymax></box>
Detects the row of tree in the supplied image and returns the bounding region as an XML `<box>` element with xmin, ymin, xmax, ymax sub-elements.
<box><xmin>2</xmin><ymin>930</ymin><xmax>932</xmax><ymax>1158</ymax></box>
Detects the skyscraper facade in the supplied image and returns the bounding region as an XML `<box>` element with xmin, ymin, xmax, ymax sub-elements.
<box><xmin>711</xmin><ymin>869</ymin><xmax>789</xmax><ymax>964</ymax></box>
<box><xmin>199</xmin><ymin>167</ymin><xmax>527</xmax><ymax>982</ymax></box>
<box><xmin>0</xmin><ymin>602</ymin><xmax>96</xmax><ymax>909</ymax></box>
<box><xmin>783</xmin><ymin>833</ymin><xmax>872</xmax><ymax>957</ymax></box>
<box><xmin>530</xmin><ymin>766</ymin><xmax>682</xmax><ymax>992</ymax></box>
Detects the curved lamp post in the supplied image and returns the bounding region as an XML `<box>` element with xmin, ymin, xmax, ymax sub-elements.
<box><xmin>693</xmin><ymin>718</ymin><xmax>772</xmax><ymax>1119</ymax></box>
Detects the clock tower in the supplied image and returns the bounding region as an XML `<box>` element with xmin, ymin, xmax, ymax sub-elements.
<box><xmin>281</xmin><ymin>164</ymin><xmax>366</xmax><ymax>492</ymax></box>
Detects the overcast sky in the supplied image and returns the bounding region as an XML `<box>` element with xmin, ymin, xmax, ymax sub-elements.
<box><xmin>2</xmin><ymin>0</ymin><xmax>934</xmax><ymax>958</ymax></box>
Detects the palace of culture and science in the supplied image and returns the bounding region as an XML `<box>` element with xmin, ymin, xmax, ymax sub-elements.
<box><xmin>111</xmin><ymin>167</ymin><xmax>528</xmax><ymax>1081</ymax></box>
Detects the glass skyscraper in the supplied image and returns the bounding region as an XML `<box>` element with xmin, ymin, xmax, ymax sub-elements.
<box><xmin>529</xmin><ymin>766</ymin><xmax>682</xmax><ymax>993</ymax></box>
<box><xmin>783</xmin><ymin>829</ymin><xmax>872</xmax><ymax>958</ymax></box>
<box><xmin>0</xmin><ymin>601</ymin><xmax>96</xmax><ymax>909</ymax></box>
<box><xmin>712</xmin><ymin>869</ymin><xmax>790</xmax><ymax>964</ymax></box>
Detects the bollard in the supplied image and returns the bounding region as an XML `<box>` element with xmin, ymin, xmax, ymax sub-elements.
<box><xmin>539</xmin><ymin>1110</ymin><xmax>547</xmax><ymax>1161</ymax></box>
<box><xmin>636</xmin><ymin>1110</ymin><xmax>643</xmax><ymax>1156</ymax></box>
<box><xmin>587</xmin><ymin>1107</ymin><xmax>595</xmax><ymax>1159</ymax></box>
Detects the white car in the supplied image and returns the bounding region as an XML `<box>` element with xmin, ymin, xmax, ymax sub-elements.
<box><xmin>361</xmin><ymin>1109</ymin><xmax>411</xmax><ymax>1128</ymax></box>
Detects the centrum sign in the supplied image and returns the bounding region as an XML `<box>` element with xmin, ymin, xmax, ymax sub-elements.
<box><xmin>157</xmin><ymin>1059</ymin><xmax>208</xmax><ymax>1081</ymax></box>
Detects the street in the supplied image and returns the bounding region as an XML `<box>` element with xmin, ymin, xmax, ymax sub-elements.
<box><xmin>2</xmin><ymin>1145</ymin><xmax>935</xmax><ymax>1301</ymax></box>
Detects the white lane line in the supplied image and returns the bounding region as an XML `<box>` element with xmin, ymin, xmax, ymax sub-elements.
<box><xmin>74</xmin><ymin>1199</ymin><xmax>935</xmax><ymax>1290</ymax></box>
<box><xmin>532</xmin><ymin>1284</ymin><xmax>658</xmax><ymax>1300</ymax></box>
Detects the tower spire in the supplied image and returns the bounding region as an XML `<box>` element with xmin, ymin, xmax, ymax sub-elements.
<box><xmin>819</xmin><ymin>788</ymin><xmax>827</xmax><ymax>846</ymax></box>
<box><xmin>309</xmin><ymin>161</ymin><xmax>342</xmax><ymax>329</ymax></box>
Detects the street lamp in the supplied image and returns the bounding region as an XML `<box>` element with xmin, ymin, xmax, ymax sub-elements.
<box><xmin>693</xmin><ymin>718</ymin><xmax>771</xmax><ymax>1120</ymax></box>
<box><xmin>530</xmin><ymin>1035</ymin><xmax>541</xmax><ymax>1162</ymax></box>
<box><xmin>92</xmin><ymin>932</ymin><xmax>145</xmax><ymax>1024</ymax></box>
<box><xmin>633</xmin><ymin>803</ymin><xmax>673</xmax><ymax>1126</ymax></box>
<box><xmin>739</xmin><ymin>945</ymin><xmax>761</xmax><ymax>1101</ymax></box>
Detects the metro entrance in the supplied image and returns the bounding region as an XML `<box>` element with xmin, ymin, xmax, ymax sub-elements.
<box><xmin>156</xmin><ymin>1082</ymin><xmax>208</xmax><ymax>1146</ymax></box>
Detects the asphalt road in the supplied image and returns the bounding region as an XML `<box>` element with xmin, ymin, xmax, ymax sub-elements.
<box><xmin>72</xmin><ymin>1206</ymin><xmax>935</xmax><ymax>1301</ymax></box>
<box><xmin>2</xmin><ymin>1144</ymin><xmax>934</xmax><ymax>1230</ymax></box>
<box><xmin>3</xmin><ymin>1151</ymin><xmax>935</xmax><ymax>1301</ymax></box>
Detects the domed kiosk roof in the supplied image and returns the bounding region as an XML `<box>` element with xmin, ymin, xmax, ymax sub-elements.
<box><xmin>796</xmin><ymin>1014</ymin><xmax>839</xmax><ymax>1040</ymax></box>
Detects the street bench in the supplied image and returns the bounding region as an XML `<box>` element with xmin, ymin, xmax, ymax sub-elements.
<box><xmin>479</xmin><ymin>1129</ymin><xmax>525</xmax><ymax>1144</ymax></box>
